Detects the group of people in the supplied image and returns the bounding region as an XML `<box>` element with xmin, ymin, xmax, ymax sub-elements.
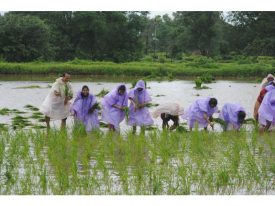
<box><xmin>39</xmin><ymin>73</ymin><xmax>275</xmax><ymax>133</ymax></box>
<box><xmin>254</xmin><ymin>73</ymin><xmax>275</xmax><ymax>132</ymax></box>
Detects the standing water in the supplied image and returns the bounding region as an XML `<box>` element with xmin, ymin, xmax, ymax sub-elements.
<box><xmin>0</xmin><ymin>78</ymin><xmax>260</xmax><ymax>131</ymax></box>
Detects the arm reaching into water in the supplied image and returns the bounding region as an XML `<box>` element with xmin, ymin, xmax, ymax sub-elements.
<box><xmin>204</xmin><ymin>113</ymin><xmax>214</xmax><ymax>129</ymax></box>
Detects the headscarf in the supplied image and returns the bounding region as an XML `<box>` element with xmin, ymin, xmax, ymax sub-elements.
<box><xmin>103</xmin><ymin>84</ymin><xmax>128</xmax><ymax>107</ymax></box>
<box><xmin>128</xmin><ymin>80</ymin><xmax>151</xmax><ymax>104</ymax></box>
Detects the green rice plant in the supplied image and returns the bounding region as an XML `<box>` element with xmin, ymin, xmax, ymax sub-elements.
<box><xmin>11</xmin><ymin>115</ymin><xmax>32</xmax><ymax>129</ymax></box>
<box><xmin>123</xmin><ymin>107</ymin><xmax>129</xmax><ymax>122</ymax></box>
<box><xmin>145</xmin><ymin>103</ymin><xmax>159</xmax><ymax>108</ymax></box>
<box><xmin>91</xmin><ymin>102</ymin><xmax>101</xmax><ymax>111</ymax></box>
<box><xmin>194</xmin><ymin>78</ymin><xmax>203</xmax><ymax>89</ymax></box>
<box><xmin>14</xmin><ymin>85</ymin><xmax>41</xmax><ymax>89</ymax></box>
<box><xmin>215</xmin><ymin>167</ymin><xmax>230</xmax><ymax>192</ymax></box>
<box><xmin>30</xmin><ymin>114</ymin><xmax>44</xmax><ymax>120</ymax></box>
<box><xmin>0</xmin><ymin>108</ymin><xmax>11</xmax><ymax>115</ymax></box>
<box><xmin>155</xmin><ymin>94</ymin><xmax>165</xmax><ymax>97</ymax></box>
<box><xmin>0</xmin><ymin>123</ymin><xmax>8</xmax><ymax>131</ymax></box>
<box><xmin>0</xmin><ymin>138</ymin><xmax>5</xmax><ymax>166</ymax></box>
<box><xmin>96</xmin><ymin>89</ymin><xmax>109</xmax><ymax>97</ymax></box>
<box><xmin>10</xmin><ymin>109</ymin><xmax>27</xmax><ymax>114</ymax></box>
<box><xmin>24</xmin><ymin>104</ymin><xmax>40</xmax><ymax>112</ymax></box>
<box><xmin>0</xmin><ymin>128</ymin><xmax>274</xmax><ymax>194</ymax></box>
<box><xmin>39</xmin><ymin>168</ymin><xmax>48</xmax><ymax>194</ymax></box>
<box><xmin>194</xmin><ymin>80</ymin><xmax>211</xmax><ymax>90</ymax></box>
<box><xmin>213</xmin><ymin>118</ymin><xmax>226</xmax><ymax>129</ymax></box>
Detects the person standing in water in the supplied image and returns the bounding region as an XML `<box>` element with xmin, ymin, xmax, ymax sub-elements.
<box><xmin>128</xmin><ymin>80</ymin><xmax>154</xmax><ymax>133</ymax></box>
<box><xmin>258</xmin><ymin>89</ymin><xmax>275</xmax><ymax>132</ymax></box>
<box><xmin>254</xmin><ymin>81</ymin><xmax>275</xmax><ymax>121</ymax></box>
<box><xmin>182</xmin><ymin>97</ymin><xmax>218</xmax><ymax>131</ymax></box>
<box><xmin>40</xmin><ymin>73</ymin><xmax>73</xmax><ymax>130</ymax></box>
<box><xmin>71</xmin><ymin>85</ymin><xmax>99</xmax><ymax>132</ymax></box>
<box><xmin>219</xmin><ymin>103</ymin><xmax>246</xmax><ymax>131</ymax></box>
<box><xmin>152</xmin><ymin>103</ymin><xmax>184</xmax><ymax>130</ymax></box>
<box><xmin>261</xmin><ymin>74</ymin><xmax>274</xmax><ymax>88</ymax></box>
<box><xmin>101</xmin><ymin>84</ymin><xmax>128</xmax><ymax>132</ymax></box>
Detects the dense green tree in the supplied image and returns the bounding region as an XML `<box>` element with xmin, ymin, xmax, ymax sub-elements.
<box><xmin>226</xmin><ymin>11</ymin><xmax>275</xmax><ymax>56</ymax></box>
<box><xmin>0</xmin><ymin>13</ymin><xmax>52</xmax><ymax>62</ymax></box>
<box><xmin>2</xmin><ymin>11</ymin><xmax>275</xmax><ymax>62</ymax></box>
<box><xmin>173</xmin><ymin>11</ymin><xmax>222</xmax><ymax>56</ymax></box>
<box><xmin>10</xmin><ymin>11</ymin><xmax>75</xmax><ymax>60</ymax></box>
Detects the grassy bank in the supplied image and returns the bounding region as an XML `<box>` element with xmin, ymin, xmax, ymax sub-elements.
<box><xmin>1</xmin><ymin>55</ymin><xmax>275</xmax><ymax>78</ymax></box>
<box><xmin>0</xmin><ymin>128</ymin><xmax>274</xmax><ymax>195</ymax></box>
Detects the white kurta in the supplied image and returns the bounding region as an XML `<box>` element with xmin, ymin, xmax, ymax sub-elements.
<box><xmin>40</xmin><ymin>77</ymin><xmax>73</xmax><ymax>120</ymax></box>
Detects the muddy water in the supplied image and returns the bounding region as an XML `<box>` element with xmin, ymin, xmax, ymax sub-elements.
<box><xmin>0</xmin><ymin>78</ymin><xmax>260</xmax><ymax>131</ymax></box>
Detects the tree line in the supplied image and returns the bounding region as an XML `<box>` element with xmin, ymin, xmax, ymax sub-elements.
<box><xmin>0</xmin><ymin>11</ymin><xmax>275</xmax><ymax>62</ymax></box>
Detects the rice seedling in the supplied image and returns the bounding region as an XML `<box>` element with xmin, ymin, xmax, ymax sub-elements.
<box><xmin>0</xmin><ymin>123</ymin><xmax>8</xmax><ymax>131</ymax></box>
<box><xmin>145</xmin><ymin>103</ymin><xmax>159</xmax><ymax>108</ymax></box>
<box><xmin>123</xmin><ymin>107</ymin><xmax>129</xmax><ymax>122</ymax></box>
<box><xmin>0</xmin><ymin>108</ymin><xmax>12</xmax><ymax>115</ymax></box>
<box><xmin>24</xmin><ymin>104</ymin><xmax>40</xmax><ymax>112</ymax></box>
<box><xmin>10</xmin><ymin>109</ymin><xmax>27</xmax><ymax>114</ymax></box>
<box><xmin>194</xmin><ymin>78</ymin><xmax>211</xmax><ymax>90</ymax></box>
<box><xmin>155</xmin><ymin>94</ymin><xmax>165</xmax><ymax>97</ymax></box>
<box><xmin>95</xmin><ymin>89</ymin><xmax>109</xmax><ymax>97</ymax></box>
<box><xmin>11</xmin><ymin>115</ymin><xmax>32</xmax><ymax>129</ymax></box>
<box><xmin>0</xmin><ymin>128</ymin><xmax>274</xmax><ymax>194</ymax></box>
<box><xmin>14</xmin><ymin>85</ymin><xmax>42</xmax><ymax>89</ymax></box>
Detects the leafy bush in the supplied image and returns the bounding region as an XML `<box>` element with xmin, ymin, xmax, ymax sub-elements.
<box><xmin>200</xmin><ymin>74</ymin><xmax>214</xmax><ymax>83</ymax></box>
<box><xmin>186</xmin><ymin>56</ymin><xmax>217</xmax><ymax>68</ymax></box>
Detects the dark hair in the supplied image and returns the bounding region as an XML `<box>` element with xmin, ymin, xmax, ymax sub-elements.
<box><xmin>209</xmin><ymin>98</ymin><xmax>218</xmax><ymax>107</ymax></box>
<box><xmin>118</xmin><ymin>85</ymin><xmax>126</xmax><ymax>91</ymax></box>
<box><xmin>82</xmin><ymin>85</ymin><xmax>89</xmax><ymax>91</ymax></box>
<box><xmin>238</xmin><ymin>111</ymin><xmax>246</xmax><ymax>121</ymax></box>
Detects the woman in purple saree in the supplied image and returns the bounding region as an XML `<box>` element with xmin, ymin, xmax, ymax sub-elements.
<box><xmin>219</xmin><ymin>103</ymin><xmax>246</xmax><ymax>131</ymax></box>
<box><xmin>71</xmin><ymin>85</ymin><xmax>99</xmax><ymax>132</ymax></box>
<box><xmin>101</xmin><ymin>84</ymin><xmax>128</xmax><ymax>131</ymax></box>
<box><xmin>258</xmin><ymin>89</ymin><xmax>275</xmax><ymax>132</ymax></box>
<box><xmin>181</xmin><ymin>97</ymin><xmax>218</xmax><ymax>131</ymax></box>
<box><xmin>128</xmin><ymin>80</ymin><xmax>153</xmax><ymax>133</ymax></box>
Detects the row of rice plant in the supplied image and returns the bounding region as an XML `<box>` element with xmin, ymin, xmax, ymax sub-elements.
<box><xmin>0</xmin><ymin>127</ymin><xmax>274</xmax><ymax>195</ymax></box>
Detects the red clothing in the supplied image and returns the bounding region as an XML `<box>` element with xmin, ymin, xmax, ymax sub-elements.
<box><xmin>257</xmin><ymin>88</ymin><xmax>268</xmax><ymax>104</ymax></box>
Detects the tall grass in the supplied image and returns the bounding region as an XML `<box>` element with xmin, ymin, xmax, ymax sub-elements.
<box><xmin>1</xmin><ymin>55</ymin><xmax>275</xmax><ymax>78</ymax></box>
<box><xmin>0</xmin><ymin>128</ymin><xmax>274</xmax><ymax>194</ymax></box>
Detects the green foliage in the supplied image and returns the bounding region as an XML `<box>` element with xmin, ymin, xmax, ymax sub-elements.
<box><xmin>96</xmin><ymin>89</ymin><xmax>109</xmax><ymax>97</ymax></box>
<box><xmin>123</xmin><ymin>107</ymin><xmax>129</xmax><ymax>122</ymax></box>
<box><xmin>0</xmin><ymin>13</ymin><xmax>52</xmax><ymax>62</ymax></box>
<box><xmin>195</xmin><ymin>78</ymin><xmax>202</xmax><ymax>88</ymax></box>
<box><xmin>0</xmin><ymin>129</ymin><xmax>274</xmax><ymax>194</ymax></box>
<box><xmin>187</xmin><ymin>56</ymin><xmax>217</xmax><ymax>68</ymax></box>
<box><xmin>200</xmin><ymin>74</ymin><xmax>214</xmax><ymax>83</ymax></box>
<box><xmin>1</xmin><ymin>58</ymin><xmax>275</xmax><ymax>78</ymax></box>
<box><xmin>1</xmin><ymin>11</ymin><xmax>275</xmax><ymax>62</ymax></box>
